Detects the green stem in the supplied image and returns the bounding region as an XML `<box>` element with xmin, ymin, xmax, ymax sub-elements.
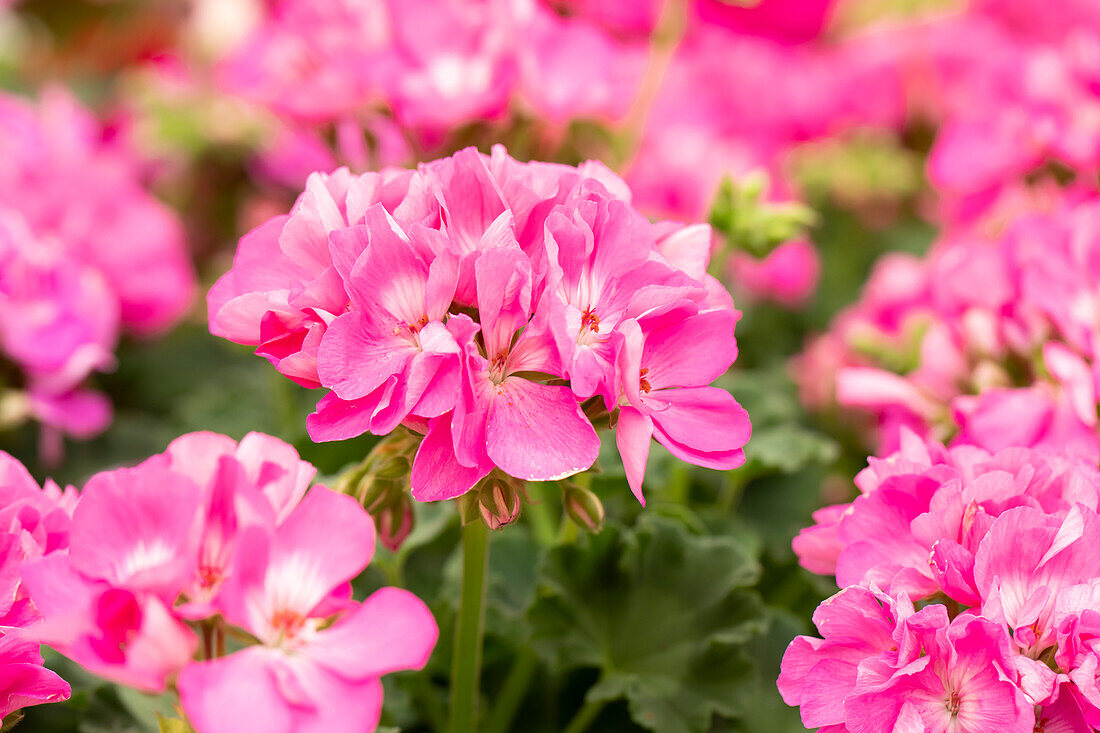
<box><xmin>561</xmin><ymin>698</ymin><xmax>606</xmax><ymax>733</ymax></box>
<box><xmin>482</xmin><ymin>647</ymin><xmax>539</xmax><ymax>733</ymax></box>
<box><xmin>448</xmin><ymin>520</ymin><xmax>490</xmax><ymax>733</ymax></box>
<box><xmin>525</xmin><ymin>483</ymin><xmax>557</xmax><ymax>547</ymax></box>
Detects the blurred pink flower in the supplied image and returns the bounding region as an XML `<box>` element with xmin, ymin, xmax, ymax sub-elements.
<box><xmin>0</xmin><ymin>89</ymin><xmax>195</xmax><ymax>442</ymax></box>
<box><xmin>729</xmin><ymin>239</ymin><xmax>821</xmax><ymax>307</ymax></box>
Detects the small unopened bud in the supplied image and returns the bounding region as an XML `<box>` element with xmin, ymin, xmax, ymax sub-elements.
<box><xmin>374</xmin><ymin>453</ymin><xmax>411</xmax><ymax>480</ymax></box>
<box><xmin>376</xmin><ymin>494</ymin><xmax>414</xmax><ymax>552</ymax></box>
<box><xmin>563</xmin><ymin>481</ymin><xmax>604</xmax><ymax>533</ymax></box>
<box><xmin>479</xmin><ymin>477</ymin><xmax>521</xmax><ymax>530</ymax></box>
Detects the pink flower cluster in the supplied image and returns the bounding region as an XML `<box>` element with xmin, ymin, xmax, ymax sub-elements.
<box><xmin>0</xmin><ymin>89</ymin><xmax>196</xmax><ymax>440</ymax></box>
<box><xmin>0</xmin><ymin>454</ymin><xmax>74</xmax><ymax>722</ymax></box>
<box><xmin>902</xmin><ymin>2</ymin><xmax>1100</xmax><ymax>221</ymax></box>
<box><xmin>797</xmin><ymin>189</ymin><xmax>1100</xmax><ymax>458</ymax></box>
<box><xmin>626</xmin><ymin>0</ymin><xmax>891</xmax><ymax>306</ymax></box>
<box><xmin>208</xmin><ymin>146</ymin><xmax>750</xmax><ymax>504</ymax></box>
<box><xmin>219</xmin><ymin>0</ymin><xmax>646</xmax><ymax>135</ymax></box>
<box><xmin>14</xmin><ymin>432</ymin><xmax>437</xmax><ymax>733</ymax></box>
<box><xmin>781</xmin><ymin>431</ymin><xmax>1100</xmax><ymax>731</ymax></box>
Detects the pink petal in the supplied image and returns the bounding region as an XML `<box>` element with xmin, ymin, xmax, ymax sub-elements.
<box><xmin>410</xmin><ymin>414</ymin><xmax>491</xmax><ymax>502</ymax></box>
<box><xmin>614</xmin><ymin>407</ymin><xmax>654</xmax><ymax>506</ymax></box>
<box><xmin>69</xmin><ymin>462</ymin><xmax>203</xmax><ymax>597</ymax></box>
<box><xmin>304</xmin><ymin>587</ymin><xmax>438</xmax><ymax>680</ymax></box>
<box><xmin>485</xmin><ymin>378</ymin><xmax>599</xmax><ymax>481</ymax></box>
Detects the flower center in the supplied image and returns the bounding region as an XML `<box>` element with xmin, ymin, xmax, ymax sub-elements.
<box><xmin>639</xmin><ymin>367</ymin><xmax>652</xmax><ymax>394</ymax></box>
<box><xmin>270</xmin><ymin>609</ymin><xmax>307</xmax><ymax>641</ymax></box>
<box><xmin>581</xmin><ymin>306</ymin><xmax>600</xmax><ymax>334</ymax></box>
<box><xmin>489</xmin><ymin>349</ymin><xmax>510</xmax><ymax>384</ymax></box>
<box><xmin>393</xmin><ymin>314</ymin><xmax>431</xmax><ymax>345</ymax></box>
<box><xmin>946</xmin><ymin>691</ymin><xmax>961</xmax><ymax>716</ymax></box>
<box><xmin>1035</xmin><ymin>718</ymin><xmax>1048</xmax><ymax>732</ymax></box>
<box><xmin>197</xmin><ymin>563</ymin><xmax>225</xmax><ymax>591</ymax></box>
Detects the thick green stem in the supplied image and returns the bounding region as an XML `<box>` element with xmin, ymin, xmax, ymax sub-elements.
<box><xmin>448</xmin><ymin>519</ymin><xmax>490</xmax><ymax>733</ymax></box>
<box><xmin>561</xmin><ymin>698</ymin><xmax>606</xmax><ymax>733</ymax></box>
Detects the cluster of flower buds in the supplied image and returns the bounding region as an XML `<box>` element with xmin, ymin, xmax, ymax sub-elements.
<box><xmin>0</xmin><ymin>89</ymin><xmax>195</xmax><ymax>446</ymax></box>
<box><xmin>5</xmin><ymin>432</ymin><xmax>437</xmax><ymax>733</ymax></box>
<box><xmin>209</xmin><ymin>146</ymin><xmax>751</xmax><ymax>509</ymax></box>
<box><xmin>782</xmin><ymin>429</ymin><xmax>1100</xmax><ymax>731</ymax></box>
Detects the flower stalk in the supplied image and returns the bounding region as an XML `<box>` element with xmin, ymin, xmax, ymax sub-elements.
<box><xmin>448</xmin><ymin>517</ymin><xmax>490</xmax><ymax>733</ymax></box>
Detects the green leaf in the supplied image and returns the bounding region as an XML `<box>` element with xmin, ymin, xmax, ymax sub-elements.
<box><xmin>528</xmin><ymin>517</ymin><xmax>768</xmax><ymax>733</ymax></box>
<box><xmin>745</xmin><ymin>424</ymin><xmax>839</xmax><ymax>475</ymax></box>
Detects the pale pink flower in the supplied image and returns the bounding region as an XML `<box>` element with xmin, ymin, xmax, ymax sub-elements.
<box><xmin>208</xmin><ymin>167</ymin><xmax>417</xmax><ymax>387</ymax></box>
<box><xmin>309</xmin><ymin>207</ymin><xmax>466</xmax><ymax>440</ymax></box>
<box><xmin>177</xmin><ymin>487</ymin><xmax>438</xmax><ymax>733</ymax></box>
<box><xmin>0</xmin><ymin>451</ymin><xmax>74</xmax><ymax>628</ymax></box>
<box><xmin>215</xmin><ymin>147</ymin><xmax>746</xmax><ymax>505</ymax></box>
<box><xmin>410</xmin><ymin>246</ymin><xmax>600</xmax><ymax>501</ymax></box>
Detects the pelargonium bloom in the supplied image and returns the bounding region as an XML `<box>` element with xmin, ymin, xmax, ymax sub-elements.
<box><xmin>211</xmin><ymin>146</ymin><xmax>751</xmax><ymax>505</ymax></box>
<box><xmin>177</xmin><ymin>488</ymin><xmax>437</xmax><ymax>733</ymax></box>
<box><xmin>0</xmin><ymin>451</ymin><xmax>74</xmax><ymax>721</ymax></box>
<box><xmin>18</xmin><ymin>431</ymin><xmax>437</xmax><ymax>732</ymax></box>
<box><xmin>218</xmin><ymin>0</ymin><xmax>645</xmax><ymax>145</ymax></box>
<box><xmin>793</xmin><ymin>430</ymin><xmax>1100</xmax><ymax>602</ymax></box>
<box><xmin>783</xmin><ymin>431</ymin><xmax>1100</xmax><ymax>730</ymax></box>
<box><xmin>796</xmin><ymin>192</ymin><xmax>1100</xmax><ymax>458</ymax></box>
<box><xmin>0</xmin><ymin>89</ymin><xmax>195</xmax><ymax>442</ymax></box>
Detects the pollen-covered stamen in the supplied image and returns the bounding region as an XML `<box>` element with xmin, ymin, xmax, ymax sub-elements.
<box><xmin>1036</xmin><ymin>717</ymin><xmax>1048</xmax><ymax>732</ymax></box>
<box><xmin>270</xmin><ymin>608</ymin><xmax>307</xmax><ymax>642</ymax></box>
<box><xmin>488</xmin><ymin>349</ymin><xmax>511</xmax><ymax>384</ymax></box>
<box><xmin>639</xmin><ymin>367</ymin><xmax>652</xmax><ymax>394</ymax></box>
<box><xmin>196</xmin><ymin>563</ymin><xmax>225</xmax><ymax>591</ymax></box>
<box><xmin>581</xmin><ymin>306</ymin><xmax>600</xmax><ymax>334</ymax></box>
<box><xmin>392</xmin><ymin>315</ymin><xmax>431</xmax><ymax>342</ymax></box>
<box><xmin>946</xmin><ymin>691</ymin><xmax>961</xmax><ymax>716</ymax></box>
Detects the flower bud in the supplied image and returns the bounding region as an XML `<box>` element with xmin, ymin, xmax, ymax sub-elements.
<box><xmin>478</xmin><ymin>476</ymin><xmax>521</xmax><ymax>530</ymax></box>
<box><xmin>563</xmin><ymin>481</ymin><xmax>604</xmax><ymax>533</ymax></box>
<box><xmin>376</xmin><ymin>493</ymin><xmax>414</xmax><ymax>552</ymax></box>
<box><xmin>373</xmin><ymin>453</ymin><xmax>412</xmax><ymax>480</ymax></box>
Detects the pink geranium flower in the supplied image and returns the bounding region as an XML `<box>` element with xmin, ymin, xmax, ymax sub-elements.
<box><xmin>0</xmin><ymin>89</ymin><xmax>194</xmax><ymax>443</ymax></box>
<box><xmin>0</xmin><ymin>630</ymin><xmax>71</xmax><ymax>721</ymax></box>
<box><xmin>177</xmin><ymin>487</ymin><xmax>437</xmax><ymax>733</ymax></box>
<box><xmin>212</xmin><ymin>147</ymin><xmax>749</xmax><ymax>505</ymax></box>
<box><xmin>16</xmin><ymin>431</ymin><xmax>439</xmax><ymax>730</ymax></box>
<box><xmin>614</xmin><ymin>304</ymin><xmax>750</xmax><ymax>503</ymax></box>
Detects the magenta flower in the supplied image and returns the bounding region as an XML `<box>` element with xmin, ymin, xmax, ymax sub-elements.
<box><xmin>843</xmin><ymin>613</ymin><xmax>1033</xmax><ymax>733</ymax></box>
<box><xmin>0</xmin><ymin>630</ymin><xmax>70</xmax><ymax>721</ymax></box>
<box><xmin>614</xmin><ymin>305</ymin><xmax>750</xmax><ymax>503</ymax></box>
<box><xmin>794</xmin><ymin>430</ymin><xmax>1100</xmax><ymax>602</ymax></box>
<box><xmin>784</xmin><ymin>430</ymin><xmax>1100</xmax><ymax>730</ymax></box>
<box><xmin>777</xmin><ymin>586</ymin><xmax>904</xmax><ymax>729</ymax></box>
<box><xmin>212</xmin><ymin>147</ymin><xmax>749</xmax><ymax>505</ymax></box>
